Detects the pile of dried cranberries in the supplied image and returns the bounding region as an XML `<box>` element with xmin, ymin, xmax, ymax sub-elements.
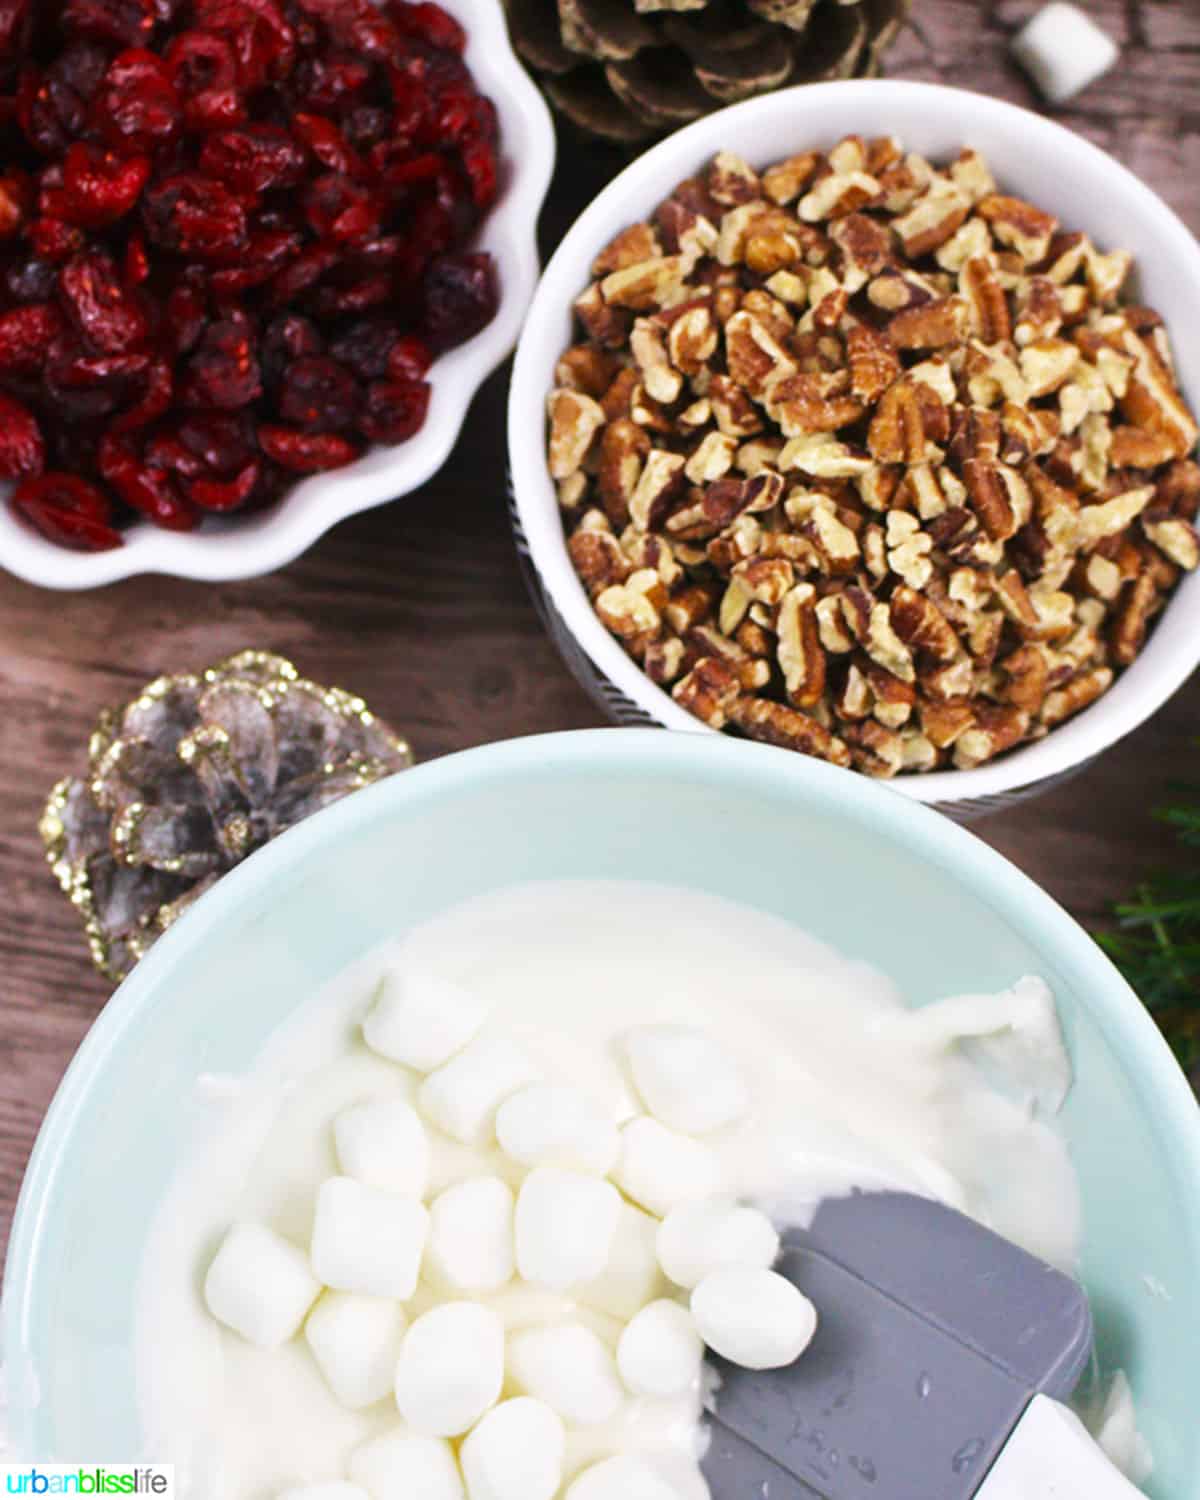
<box><xmin>0</xmin><ymin>0</ymin><xmax>501</xmax><ymax>551</ymax></box>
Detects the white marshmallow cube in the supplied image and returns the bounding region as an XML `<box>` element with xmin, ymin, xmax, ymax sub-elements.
<box><xmin>578</xmin><ymin>1201</ymin><xmax>668</xmax><ymax>1321</ymax></box>
<box><xmin>394</xmin><ymin>1301</ymin><xmax>505</xmax><ymax>1437</ymax></box>
<box><xmin>656</xmin><ymin>1198</ymin><xmax>780</xmax><ymax>1290</ymax></box>
<box><xmin>204</xmin><ymin>1222</ymin><xmax>320</xmax><ymax>1349</ymax></box>
<box><xmin>626</xmin><ymin>1026</ymin><xmax>749</xmax><ymax>1136</ymax></box>
<box><xmin>496</xmin><ymin>1083</ymin><xmax>620</xmax><ymax>1176</ymax></box>
<box><xmin>1011</xmin><ymin>2</ymin><xmax>1118</xmax><ymax>104</ymax></box>
<box><xmin>427</xmin><ymin>1177</ymin><xmax>515</xmax><ymax>1293</ymax></box>
<box><xmin>310</xmin><ymin>1178</ymin><xmax>428</xmax><ymax>1300</ymax></box>
<box><xmin>459</xmin><ymin>1398</ymin><xmax>565</xmax><ymax>1500</ymax></box>
<box><xmin>334</xmin><ymin>1095</ymin><xmax>430</xmax><ymax>1198</ymax></box>
<box><xmin>508</xmin><ymin>1323</ymin><xmax>624</xmax><ymax>1426</ymax></box>
<box><xmin>617</xmin><ymin>1300</ymin><xmax>704</xmax><ymax>1398</ymax></box>
<box><xmin>566</xmin><ymin>1456</ymin><xmax>682</xmax><ymax>1500</ymax></box>
<box><xmin>419</xmin><ymin>1038</ymin><xmax>540</xmax><ymax>1145</ymax></box>
<box><xmin>348</xmin><ymin>1430</ymin><xmax>465</xmax><ymax>1500</ymax></box>
<box><xmin>614</xmin><ymin>1118</ymin><xmax>722</xmax><ymax>1218</ymax></box>
<box><xmin>363</xmin><ymin>966</ymin><xmax>491</xmax><ymax>1072</ymax></box>
<box><xmin>515</xmin><ymin>1168</ymin><xmax>620</xmax><ymax>1291</ymax></box>
<box><xmin>691</xmin><ymin>1268</ymin><xmax>817</xmax><ymax>1371</ymax></box>
<box><xmin>304</xmin><ymin>1292</ymin><xmax>406</xmax><ymax>1410</ymax></box>
<box><xmin>277</xmin><ymin>1486</ymin><xmax>369</xmax><ymax>1500</ymax></box>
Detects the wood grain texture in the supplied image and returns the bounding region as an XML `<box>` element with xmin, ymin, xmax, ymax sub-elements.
<box><xmin>2</xmin><ymin>0</ymin><xmax>1198</xmax><ymax>1268</ymax></box>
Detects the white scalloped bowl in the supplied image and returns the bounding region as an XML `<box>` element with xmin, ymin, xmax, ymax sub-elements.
<box><xmin>2</xmin><ymin>0</ymin><xmax>554</xmax><ymax>591</ymax></box>
<box><xmin>509</xmin><ymin>80</ymin><xmax>1200</xmax><ymax>816</ymax></box>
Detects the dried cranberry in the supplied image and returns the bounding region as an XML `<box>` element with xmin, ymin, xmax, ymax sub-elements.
<box><xmin>58</xmin><ymin>252</ymin><xmax>148</xmax><ymax>353</ymax></box>
<box><xmin>163</xmin><ymin>30</ymin><xmax>244</xmax><ymax>130</ymax></box>
<box><xmin>384</xmin><ymin>65</ymin><xmax>431</xmax><ymax>144</ymax></box>
<box><xmin>358</xmin><ymin>378</ymin><xmax>429</xmax><ymax>444</ymax></box>
<box><xmin>176</xmin><ymin>410</ymin><xmax>256</xmax><ymax>473</ymax></box>
<box><xmin>111</xmin><ymin>354</ymin><xmax>172</xmax><ymax>431</ymax></box>
<box><xmin>143</xmin><ymin>174</ymin><xmax>248</xmax><ymax>258</ymax></box>
<box><xmin>17</xmin><ymin>68</ymin><xmax>87</xmax><ymax>157</ymax></box>
<box><xmin>0</xmin><ymin>170</ymin><xmax>33</xmax><ymax>239</ymax></box>
<box><xmin>386</xmin><ymin>334</ymin><xmax>431</xmax><ymax>382</ymax></box>
<box><xmin>460</xmin><ymin>138</ymin><xmax>497</xmax><ymax>211</ymax></box>
<box><xmin>261</xmin><ymin>312</ymin><xmax>322</xmax><ymax>385</ymax></box>
<box><xmin>0</xmin><ymin>0</ymin><xmax>32</xmax><ymax>55</ymax></box>
<box><xmin>291</xmin><ymin>112</ymin><xmax>364</xmax><ymax>178</ymax></box>
<box><xmin>267</xmin><ymin>239</ymin><xmax>338</xmax><ymax>306</ymax></box>
<box><xmin>192</xmin><ymin>0</ymin><xmax>296</xmax><ymax>88</ymax></box>
<box><xmin>0</xmin><ymin>303</ymin><xmax>64</xmax><ymax>372</ymax></box>
<box><xmin>94</xmin><ymin>49</ymin><xmax>181</xmax><ymax>152</ymax></box>
<box><xmin>0</xmin><ymin>391</ymin><xmax>45</xmax><ymax>478</ymax></box>
<box><xmin>143</xmin><ymin>431</ymin><xmax>205</xmax><ymax>479</ymax></box>
<box><xmin>99</xmin><ymin>433</ymin><xmax>197</xmax><ymax>529</ymax></box>
<box><xmin>12</xmin><ymin>472</ymin><xmax>122</xmax><ymax>551</ymax></box>
<box><xmin>311</xmin><ymin>273</ymin><xmax>391</xmax><ymax>318</ymax></box>
<box><xmin>187</xmin><ymin>457</ymin><xmax>260</xmax><ymax>510</ymax></box>
<box><xmin>164</xmin><ymin>278</ymin><xmax>208</xmax><ymax>355</ymax></box>
<box><xmin>210</xmin><ymin>229</ymin><xmax>302</xmax><ymax>296</ymax></box>
<box><xmin>304</xmin><ymin>172</ymin><xmax>381</xmax><ymax>241</ymax></box>
<box><xmin>278</xmin><ymin>354</ymin><xmax>358</xmax><ymax>430</ymax></box>
<box><xmin>4</xmin><ymin>257</ymin><xmax>57</xmax><ymax>303</ymax></box>
<box><xmin>328</xmin><ymin>319</ymin><xmax>399</xmax><ymax>380</ymax></box>
<box><xmin>51</xmin><ymin>144</ymin><xmax>152</xmax><ymax>229</ymax></box>
<box><xmin>343</xmin><ymin>106</ymin><xmax>390</xmax><ymax>151</ymax></box>
<box><xmin>421</xmin><ymin>250</ymin><xmax>497</xmax><ymax>351</ymax></box>
<box><xmin>62</xmin><ymin>0</ymin><xmax>156</xmax><ymax>48</ymax></box>
<box><xmin>29</xmin><ymin>216</ymin><xmax>85</xmax><ymax>262</ymax></box>
<box><xmin>124</xmin><ymin>228</ymin><xmax>150</xmax><ymax>286</ymax></box>
<box><xmin>290</xmin><ymin>51</ymin><xmax>372</xmax><ymax>113</ymax></box>
<box><xmin>389</xmin><ymin>1</ymin><xmax>465</xmax><ymax>52</ymax></box>
<box><xmin>183</xmin><ymin>314</ymin><xmax>261</xmax><ymax>408</ymax></box>
<box><xmin>199</xmin><ymin>124</ymin><xmax>306</xmax><ymax>193</ymax></box>
<box><xmin>258</xmin><ymin>424</ymin><xmax>360</xmax><ymax>472</ymax></box>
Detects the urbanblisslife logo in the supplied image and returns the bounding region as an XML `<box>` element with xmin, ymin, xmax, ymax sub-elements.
<box><xmin>0</xmin><ymin>1468</ymin><xmax>174</xmax><ymax>1495</ymax></box>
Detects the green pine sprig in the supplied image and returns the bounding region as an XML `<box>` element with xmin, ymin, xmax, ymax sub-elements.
<box><xmin>1098</xmin><ymin>783</ymin><xmax>1200</xmax><ymax>1070</ymax></box>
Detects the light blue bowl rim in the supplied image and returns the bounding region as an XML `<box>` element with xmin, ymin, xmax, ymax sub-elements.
<box><xmin>6</xmin><ymin>729</ymin><xmax>1200</xmax><ymax>1388</ymax></box>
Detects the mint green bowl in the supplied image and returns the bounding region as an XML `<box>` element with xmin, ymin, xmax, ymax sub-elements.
<box><xmin>5</xmin><ymin>731</ymin><xmax>1199</xmax><ymax>1491</ymax></box>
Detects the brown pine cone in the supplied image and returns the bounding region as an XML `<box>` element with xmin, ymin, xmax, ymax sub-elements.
<box><xmin>504</xmin><ymin>0</ymin><xmax>911</xmax><ymax>143</ymax></box>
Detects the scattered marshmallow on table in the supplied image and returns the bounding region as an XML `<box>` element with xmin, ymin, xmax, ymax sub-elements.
<box><xmin>310</xmin><ymin>1177</ymin><xmax>428</xmax><ymax>1299</ymax></box>
<box><xmin>363</xmin><ymin>965</ymin><xmax>491</xmax><ymax>1072</ymax></box>
<box><xmin>496</xmin><ymin>1082</ymin><xmax>620</xmax><ymax>1175</ymax></box>
<box><xmin>515</xmin><ymin>1167</ymin><xmax>621</xmax><ymax>1290</ymax></box>
<box><xmin>1011</xmin><ymin>2</ymin><xmax>1118</xmax><ymax>104</ymax></box>
<box><xmin>459</xmin><ymin>1397</ymin><xmax>565</xmax><ymax>1500</ymax></box>
<box><xmin>427</xmin><ymin>1176</ymin><xmax>515</xmax><ymax>1293</ymax></box>
<box><xmin>419</xmin><ymin>1038</ymin><xmax>541</xmax><ymax>1145</ymax></box>
<box><xmin>508</xmin><ymin>1322</ymin><xmax>624</xmax><ymax>1426</ymax></box>
<box><xmin>578</xmin><ymin>1200</ymin><xmax>668</xmax><ymax>1321</ymax></box>
<box><xmin>625</xmin><ymin>1025</ymin><xmax>749</xmax><ymax>1137</ymax></box>
<box><xmin>334</xmin><ymin>1095</ymin><xmax>429</xmax><ymax>1198</ymax></box>
<box><xmin>691</xmin><ymin>1267</ymin><xmax>818</xmax><ymax>1371</ymax></box>
<box><xmin>656</xmin><ymin>1197</ymin><xmax>780</xmax><ymax>1290</ymax></box>
<box><xmin>204</xmin><ymin>1222</ymin><xmax>320</xmax><ymax>1350</ymax></box>
<box><xmin>348</xmin><ymin>1430</ymin><xmax>465</xmax><ymax>1500</ymax></box>
<box><xmin>614</xmin><ymin>1118</ymin><xmax>722</xmax><ymax>1219</ymax></box>
<box><xmin>566</xmin><ymin>1456</ymin><xmax>683</xmax><ymax>1500</ymax></box>
<box><xmin>277</xmin><ymin>1486</ymin><xmax>370</xmax><ymax>1500</ymax></box>
<box><xmin>617</xmin><ymin>1299</ymin><xmax>704</xmax><ymax>1398</ymax></box>
<box><xmin>394</xmin><ymin>1301</ymin><xmax>505</xmax><ymax>1437</ymax></box>
<box><xmin>304</xmin><ymin>1292</ymin><xmax>406</xmax><ymax>1411</ymax></box>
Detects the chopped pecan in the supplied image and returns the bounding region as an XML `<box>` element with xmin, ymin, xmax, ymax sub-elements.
<box><xmin>596</xmin><ymin>569</ymin><xmax>664</xmax><ymax>650</ymax></box>
<box><xmin>631</xmin><ymin>319</ymin><xmax>683</xmax><ymax>404</ymax></box>
<box><xmin>596</xmin><ymin>418</ymin><xmax>649</xmax><ymax>528</ymax></box>
<box><xmin>707</xmin><ymin>151</ymin><xmax>762</xmax><ymax>206</ymax></box>
<box><xmin>892</xmin><ymin>177</ymin><xmax>970</xmax><ymax>258</ymax></box>
<box><xmin>845</xmin><ymin>719</ymin><xmax>906</xmax><ymax>778</ymax></box>
<box><xmin>663</xmin><ymin>582</ymin><xmax>719</xmax><ymax>634</ymax></box>
<box><xmin>673</xmin><ymin>656</ymin><xmax>742</xmax><ymax>728</ymax></box>
<box><xmin>846</xmin><ymin>324</ymin><xmax>901</xmax><ymax>403</ymax></box>
<box><xmin>890</xmin><ymin>584</ymin><xmax>961</xmax><ymax>663</ymax></box>
<box><xmin>770</xmin><ymin>371</ymin><xmax>865</xmax><ymax>436</ymax></box>
<box><xmin>953</xmin><ymin>704</ymin><xmax>1030</xmax><ymax>769</ymax></box>
<box><xmin>732</xmin><ymin>556</ymin><xmax>794</xmax><ymax>606</ymax></box>
<box><xmin>998</xmin><ymin>644</ymin><xmax>1049</xmax><ymax>712</ymax></box>
<box><xmin>644</xmin><ymin>636</ymin><xmax>686</xmax><ymax>686</ymax></box>
<box><xmin>959</xmin><ymin>257</ymin><xmax>1011</xmax><ymax>343</ymax></box>
<box><xmin>798</xmin><ymin>170</ymin><xmax>881</xmax><ymax>223</ymax></box>
<box><xmin>575</xmin><ymin>282</ymin><xmax>632</xmax><ymax>347</ymax></box>
<box><xmin>556</xmin><ymin>345</ymin><xmax>621</xmax><ymax>398</ymax></box>
<box><xmin>1041</xmin><ymin>666</ymin><xmax>1113</xmax><ymax>727</ymax></box>
<box><xmin>667</xmin><ymin>304</ymin><xmax>718</xmax><ymax>375</ymax></box>
<box><xmin>776</xmin><ymin>584</ymin><xmax>826</xmax><ymax>707</ymax></box>
<box><xmin>710</xmin><ymin>373</ymin><xmax>765</xmax><ymax>437</ymax></box>
<box><xmin>889</xmin><ymin>297</ymin><xmax>969</xmax><ymax>351</ymax></box>
<box><xmin>568</xmin><ymin>514</ymin><xmax>630</xmax><ymax>598</ymax></box>
<box><xmin>548</xmin><ymin>389</ymin><xmax>605</xmax><ymax>480</ymax></box>
<box><xmin>601</xmin><ymin>256</ymin><xmax>690</xmax><ymax>311</ymax></box>
<box><xmin>1156</xmin><ymin>459</ymin><xmax>1200</xmax><ymax>520</ymax></box>
<box><xmin>976</xmin><ymin>195</ymin><xmax>1057</xmax><ymax>263</ymax></box>
<box><xmin>728</xmin><ymin>696</ymin><xmax>851</xmax><ymax>766</ymax></box>
<box><xmin>919</xmin><ymin>696</ymin><xmax>976</xmax><ymax>749</ymax></box>
<box><xmin>1120</xmin><ymin>330</ymin><xmax>1199</xmax><ymax>460</ymax></box>
<box><xmin>1110</xmin><ymin>571</ymin><xmax>1159</xmax><ymax>666</ymax></box>
<box><xmin>1143</xmin><ymin>514</ymin><xmax>1200</xmax><ymax>571</ymax></box>
<box><xmin>763</xmin><ymin>151</ymin><xmax>822</xmax><ymax>205</ymax></box>
<box><xmin>629</xmin><ymin>449</ymin><xmax>686</xmax><ymax>531</ymax></box>
<box><xmin>724</xmin><ymin>310</ymin><xmax>797</xmax><ymax>401</ymax></box>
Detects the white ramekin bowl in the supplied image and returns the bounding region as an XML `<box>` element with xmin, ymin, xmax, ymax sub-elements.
<box><xmin>2</xmin><ymin>0</ymin><xmax>555</xmax><ymax>591</ymax></box>
<box><xmin>509</xmin><ymin>80</ymin><xmax>1200</xmax><ymax>816</ymax></box>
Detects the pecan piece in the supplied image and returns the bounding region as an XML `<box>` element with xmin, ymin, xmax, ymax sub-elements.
<box><xmin>976</xmin><ymin>194</ymin><xmax>1058</xmax><ymax>263</ymax></box>
<box><xmin>629</xmin><ymin>449</ymin><xmax>686</xmax><ymax>531</ymax></box>
<box><xmin>568</xmin><ymin>515</ymin><xmax>630</xmax><ymax>598</ymax></box>
<box><xmin>728</xmin><ymin>696</ymin><xmax>851</xmax><ymax>766</ymax></box>
<box><xmin>673</xmin><ymin>656</ymin><xmax>742</xmax><ymax>728</ymax></box>
<box><xmin>953</xmin><ymin>704</ymin><xmax>1030</xmax><ymax>769</ymax></box>
<box><xmin>597</xmin><ymin>418</ymin><xmax>650</xmax><ymax>528</ymax></box>
<box><xmin>548</xmin><ymin>388</ymin><xmax>605</xmax><ymax>479</ymax></box>
<box><xmin>777</xmin><ymin>583</ymin><xmax>826</xmax><ymax>708</ymax></box>
<box><xmin>959</xmin><ymin>256</ymin><xmax>1011</xmax><ymax>343</ymax></box>
<box><xmin>1041</xmin><ymin>666</ymin><xmax>1114</xmax><ymax>727</ymax></box>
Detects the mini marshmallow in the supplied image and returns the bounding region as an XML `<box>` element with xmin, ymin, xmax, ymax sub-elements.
<box><xmin>617</xmin><ymin>1300</ymin><xmax>704</xmax><ymax>1398</ymax></box>
<box><xmin>419</xmin><ymin>1038</ymin><xmax>540</xmax><ymax>1145</ymax></box>
<box><xmin>495</xmin><ymin>1083</ymin><xmax>620</xmax><ymax>1176</ymax></box>
<box><xmin>277</xmin><ymin>1486</ymin><xmax>370</xmax><ymax>1500</ymax></box>
<box><xmin>348</xmin><ymin>1430</ymin><xmax>465</xmax><ymax>1500</ymax></box>
<box><xmin>614</xmin><ymin>1118</ymin><xmax>722</xmax><ymax>1219</ymax></box>
<box><xmin>578</xmin><ymin>1201</ymin><xmax>668</xmax><ymax>1321</ymax></box>
<box><xmin>204</xmin><ymin>1222</ymin><xmax>320</xmax><ymax>1349</ymax></box>
<box><xmin>626</xmin><ymin>1026</ymin><xmax>749</xmax><ymax>1136</ymax></box>
<box><xmin>515</xmin><ymin>1168</ymin><xmax>620</xmax><ymax>1291</ymax></box>
<box><xmin>334</xmin><ymin>1095</ymin><xmax>430</xmax><ymax>1197</ymax></box>
<box><xmin>304</xmin><ymin>1292</ymin><xmax>406</xmax><ymax>1410</ymax></box>
<box><xmin>427</xmin><ymin>1177</ymin><xmax>515</xmax><ymax>1293</ymax></box>
<box><xmin>363</xmin><ymin>965</ymin><xmax>491</xmax><ymax>1072</ymax></box>
<box><xmin>459</xmin><ymin>1398</ymin><xmax>565</xmax><ymax>1500</ymax></box>
<box><xmin>394</xmin><ymin>1301</ymin><xmax>505</xmax><ymax>1437</ymax></box>
<box><xmin>656</xmin><ymin>1198</ymin><xmax>780</xmax><ymax>1290</ymax></box>
<box><xmin>691</xmin><ymin>1268</ymin><xmax>817</xmax><ymax>1371</ymax></box>
<box><xmin>310</xmin><ymin>1177</ymin><xmax>428</xmax><ymax>1300</ymax></box>
<box><xmin>1012</xmin><ymin>3</ymin><xmax>1118</xmax><ymax>104</ymax></box>
<box><xmin>566</xmin><ymin>1456</ymin><xmax>682</xmax><ymax>1500</ymax></box>
<box><xmin>508</xmin><ymin>1323</ymin><xmax>624</xmax><ymax>1427</ymax></box>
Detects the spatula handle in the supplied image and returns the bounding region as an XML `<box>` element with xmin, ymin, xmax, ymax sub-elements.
<box><xmin>976</xmin><ymin>1393</ymin><xmax>1146</xmax><ymax>1500</ymax></box>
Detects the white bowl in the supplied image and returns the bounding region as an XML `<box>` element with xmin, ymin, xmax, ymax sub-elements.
<box><xmin>2</xmin><ymin>0</ymin><xmax>555</xmax><ymax>591</ymax></box>
<box><xmin>509</xmin><ymin>79</ymin><xmax>1200</xmax><ymax>815</ymax></box>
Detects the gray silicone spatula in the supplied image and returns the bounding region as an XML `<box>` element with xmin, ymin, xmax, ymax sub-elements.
<box><xmin>701</xmin><ymin>1191</ymin><xmax>1143</xmax><ymax>1500</ymax></box>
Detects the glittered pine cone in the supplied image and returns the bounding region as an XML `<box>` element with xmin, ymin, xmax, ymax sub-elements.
<box><xmin>504</xmin><ymin>0</ymin><xmax>911</xmax><ymax>143</ymax></box>
<box><xmin>40</xmin><ymin>651</ymin><xmax>412</xmax><ymax>983</ymax></box>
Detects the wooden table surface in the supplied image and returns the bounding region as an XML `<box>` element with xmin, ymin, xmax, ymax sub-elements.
<box><xmin>2</xmin><ymin>0</ymin><xmax>1198</xmax><ymax>1268</ymax></box>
